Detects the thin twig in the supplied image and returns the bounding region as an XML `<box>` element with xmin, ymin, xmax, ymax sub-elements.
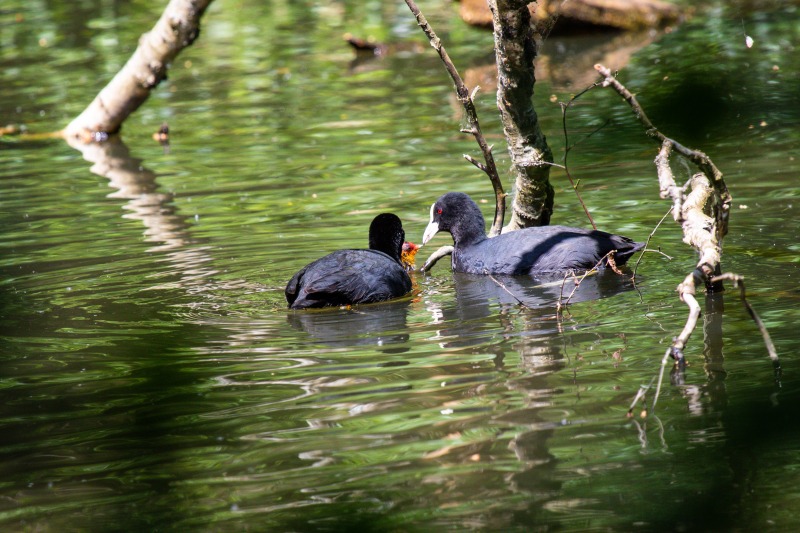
<box><xmin>485</xmin><ymin>270</ymin><xmax>529</xmax><ymax>308</ymax></box>
<box><xmin>556</xmin><ymin>270</ymin><xmax>572</xmax><ymax>315</ymax></box>
<box><xmin>559</xmin><ymin>84</ymin><xmax>608</xmax><ymax>230</ymax></box>
<box><xmin>711</xmin><ymin>273</ymin><xmax>780</xmax><ymax>374</ymax></box>
<box><xmin>632</xmin><ymin>205</ymin><xmax>674</xmax><ymax>282</ymax></box>
<box><xmin>627</xmin><ymin>381</ymin><xmax>652</xmax><ymax>418</ymax></box>
<box><xmin>404</xmin><ymin>0</ymin><xmax>506</xmax><ymax>237</ymax></box>
<box><xmin>652</xmin><ymin>347</ymin><xmax>675</xmax><ymax>413</ymax></box>
<box><xmin>560</xmin><ymin>250</ymin><xmax>617</xmax><ymax>309</ymax></box>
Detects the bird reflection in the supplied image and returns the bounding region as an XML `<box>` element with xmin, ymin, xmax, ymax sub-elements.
<box><xmin>427</xmin><ymin>270</ymin><xmax>637</xmax><ymax>349</ymax></box>
<box><xmin>287</xmin><ymin>299</ymin><xmax>411</xmax><ymax>352</ymax></box>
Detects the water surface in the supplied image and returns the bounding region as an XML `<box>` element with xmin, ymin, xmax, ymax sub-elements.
<box><xmin>2</xmin><ymin>1</ymin><xmax>799</xmax><ymax>530</ymax></box>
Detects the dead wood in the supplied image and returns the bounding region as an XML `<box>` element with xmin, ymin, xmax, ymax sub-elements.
<box><xmin>592</xmin><ymin>65</ymin><xmax>778</xmax><ymax>413</ymax></box>
<box><xmin>459</xmin><ymin>0</ymin><xmax>684</xmax><ymax>32</ymax></box>
<box><xmin>64</xmin><ymin>0</ymin><xmax>214</xmax><ymax>142</ymax></box>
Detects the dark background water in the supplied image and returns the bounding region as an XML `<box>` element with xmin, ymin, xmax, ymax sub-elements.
<box><xmin>2</xmin><ymin>0</ymin><xmax>799</xmax><ymax>530</ymax></box>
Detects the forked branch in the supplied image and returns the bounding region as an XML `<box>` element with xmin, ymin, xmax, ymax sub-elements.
<box><xmin>592</xmin><ymin>64</ymin><xmax>777</xmax><ymax>413</ymax></box>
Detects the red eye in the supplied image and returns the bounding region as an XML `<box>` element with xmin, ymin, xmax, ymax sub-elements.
<box><xmin>436</xmin><ymin>208</ymin><xmax>442</xmax><ymax>215</ymax></box>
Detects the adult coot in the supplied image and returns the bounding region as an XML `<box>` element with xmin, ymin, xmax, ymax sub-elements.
<box><xmin>422</xmin><ymin>192</ymin><xmax>644</xmax><ymax>275</ymax></box>
<box><xmin>286</xmin><ymin>213</ymin><xmax>413</xmax><ymax>309</ymax></box>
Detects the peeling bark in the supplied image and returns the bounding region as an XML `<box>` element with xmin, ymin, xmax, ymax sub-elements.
<box><xmin>490</xmin><ymin>0</ymin><xmax>554</xmax><ymax>229</ymax></box>
<box><xmin>64</xmin><ymin>0</ymin><xmax>214</xmax><ymax>141</ymax></box>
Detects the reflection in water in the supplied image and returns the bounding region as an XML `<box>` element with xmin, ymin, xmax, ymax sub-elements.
<box><xmin>4</xmin><ymin>3</ymin><xmax>799</xmax><ymax>529</ymax></box>
<box><xmin>460</xmin><ymin>30</ymin><xmax>665</xmax><ymax>97</ymax></box>
<box><xmin>65</xmin><ymin>135</ymin><xmax>261</xmax><ymax>302</ymax></box>
<box><xmin>418</xmin><ymin>270</ymin><xmax>644</xmax><ymax>518</ymax></box>
<box><xmin>427</xmin><ymin>270</ymin><xmax>636</xmax><ymax>349</ymax></box>
<box><xmin>286</xmin><ymin>299</ymin><xmax>411</xmax><ymax>351</ymax></box>
<box><xmin>67</xmin><ymin>134</ymin><xmax>192</xmax><ymax>251</ymax></box>
<box><xmin>346</xmin><ymin>28</ymin><xmax>664</xmax><ymax>94</ymax></box>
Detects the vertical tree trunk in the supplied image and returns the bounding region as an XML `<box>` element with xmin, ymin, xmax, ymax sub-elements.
<box><xmin>489</xmin><ymin>0</ymin><xmax>554</xmax><ymax>229</ymax></box>
<box><xmin>64</xmin><ymin>0</ymin><xmax>214</xmax><ymax>141</ymax></box>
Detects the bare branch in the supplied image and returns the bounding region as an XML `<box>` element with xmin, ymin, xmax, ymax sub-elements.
<box><xmin>594</xmin><ymin>64</ymin><xmax>731</xmax><ymax>238</ymax></box>
<box><xmin>632</xmin><ymin>206</ymin><xmax>674</xmax><ymax>281</ymax></box>
<box><xmin>404</xmin><ymin>0</ymin><xmax>506</xmax><ymax>237</ymax></box>
<box><xmin>591</xmin><ymin>65</ymin><xmax>779</xmax><ymax>412</ymax></box>
<box><xmin>711</xmin><ymin>273</ymin><xmax>780</xmax><ymax>371</ymax></box>
<box><xmin>64</xmin><ymin>0</ymin><xmax>214</xmax><ymax>141</ymax></box>
<box><xmin>655</xmin><ymin>141</ymin><xmax>684</xmax><ymax>222</ymax></box>
<box><xmin>485</xmin><ymin>270</ymin><xmax>530</xmax><ymax>307</ymax></box>
<box><xmin>464</xmin><ymin>154</ymin><xmax>487</xmax><ymax>172</ymax></box>
<box><xmin>558</xmin><ymin>82</ymin><xmax>606</xmax><ymax>230</ymax></box>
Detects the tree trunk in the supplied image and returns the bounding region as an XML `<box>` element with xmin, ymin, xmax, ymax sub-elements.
<box><xmin>64</xmin><ymin>0</ymin><xmax>214</xmax><ymax>141</ymax></box>
<box><xmin>489</xmin><ymin>0</ymin><xmax>554</xmax><ymax>229</ymax></box>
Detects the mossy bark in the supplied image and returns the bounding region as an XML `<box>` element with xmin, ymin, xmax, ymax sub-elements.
<box><xmin>489</xmin><ymin>0</ymin><xmax>554</xmax><ymax>229</ymax></box>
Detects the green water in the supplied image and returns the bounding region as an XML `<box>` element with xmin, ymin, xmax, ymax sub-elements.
<box><xmin>2</xmin><ymin>1</ymin><xmax>800</xmax><ymax>530</ymax></box>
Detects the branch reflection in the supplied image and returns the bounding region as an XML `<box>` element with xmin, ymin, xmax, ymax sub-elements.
<box><xmin>66</xmin><ymin>134</ymin><xmax>220</xmax><ymax>290</ymax></box>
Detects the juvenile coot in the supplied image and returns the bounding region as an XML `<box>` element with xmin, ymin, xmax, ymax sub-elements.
<box><xmin>286</xmin><ymin>213</ymin><xmax>413</xmax><ymax>309</ymax></box>
<box><xmin>422</xmin><ymin>192</ymin><xmax>644</xmax><ymax>275</ymax></box>
<box><xmin>400</xmin><ymin>241</ymin><xmax>420</xmax><ymax>271</ymax></box>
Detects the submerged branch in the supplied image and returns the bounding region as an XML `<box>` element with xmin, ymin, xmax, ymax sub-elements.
<box><xmin>419</xmin><ymin>245</ymin><xmax>454</xmax><ymax>273</ymax></box>
<box><xmin>404</xmin><ymin>0</ymin><xmax>506</xmax><ymax>238</ymax></box>
<box><xmin>711</xmin><ymin>273</ymin><xmax>781</xmax><ymax>376</ymax></box>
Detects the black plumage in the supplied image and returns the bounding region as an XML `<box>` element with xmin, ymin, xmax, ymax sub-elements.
<box><xmin>286</xmin><ymin>213</ymin><xmax>412</xmax><ymax>309</ymax></box>
<box><xmin>422</xmin><ymin>192</ymin><xmax>644</xmax><ymax>275</ymax></box>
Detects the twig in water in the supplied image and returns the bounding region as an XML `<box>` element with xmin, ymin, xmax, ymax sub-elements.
<box><xmin>485</xmin><ymin>269</ymin><xmax>529</xmax><ymax>308</ymax></box>
<box><xmin>711</xmin><ymin>273</ymin><xmax>781</xmax><ymax>380</ymax></box>
<box><xmin>627</xmin><ymin>381</ymin><xmax>653</xmax><ymax>418</ymax></box>
<box><xmin>557</xmin><ymin>270</ymin><xmax>573</xmax><ymax>315</ymax></box>
<box><xmin>561</xmin><ymin>250</ymin><xmax>619</xmax><ymax>308</ymax></box>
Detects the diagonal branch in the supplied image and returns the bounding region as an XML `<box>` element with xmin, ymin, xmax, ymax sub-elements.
<box><xmin>64</xmin><ymin>0</ymin><xmax>214</xmax><ymax>141</ymax></box>
<box><xmin>594</xmin><ymin>64</ymin><xmax>731</xmax><ymax>238</ymax></box>
<box><xmin>404</xmin><ymin>0</ymin><xmax>506</xmax><ymax>237</ymax></box>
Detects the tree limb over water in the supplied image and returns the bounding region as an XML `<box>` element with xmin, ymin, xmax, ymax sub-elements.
<box><xmin>405</xmin><ymin>0</ymin><xmax>556</xmax><ymax>270</ymax></box>
<box><xmin>64</xmin><ymin>0</ymin><xmax>214</xmax><ymax>142</ymax></box>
